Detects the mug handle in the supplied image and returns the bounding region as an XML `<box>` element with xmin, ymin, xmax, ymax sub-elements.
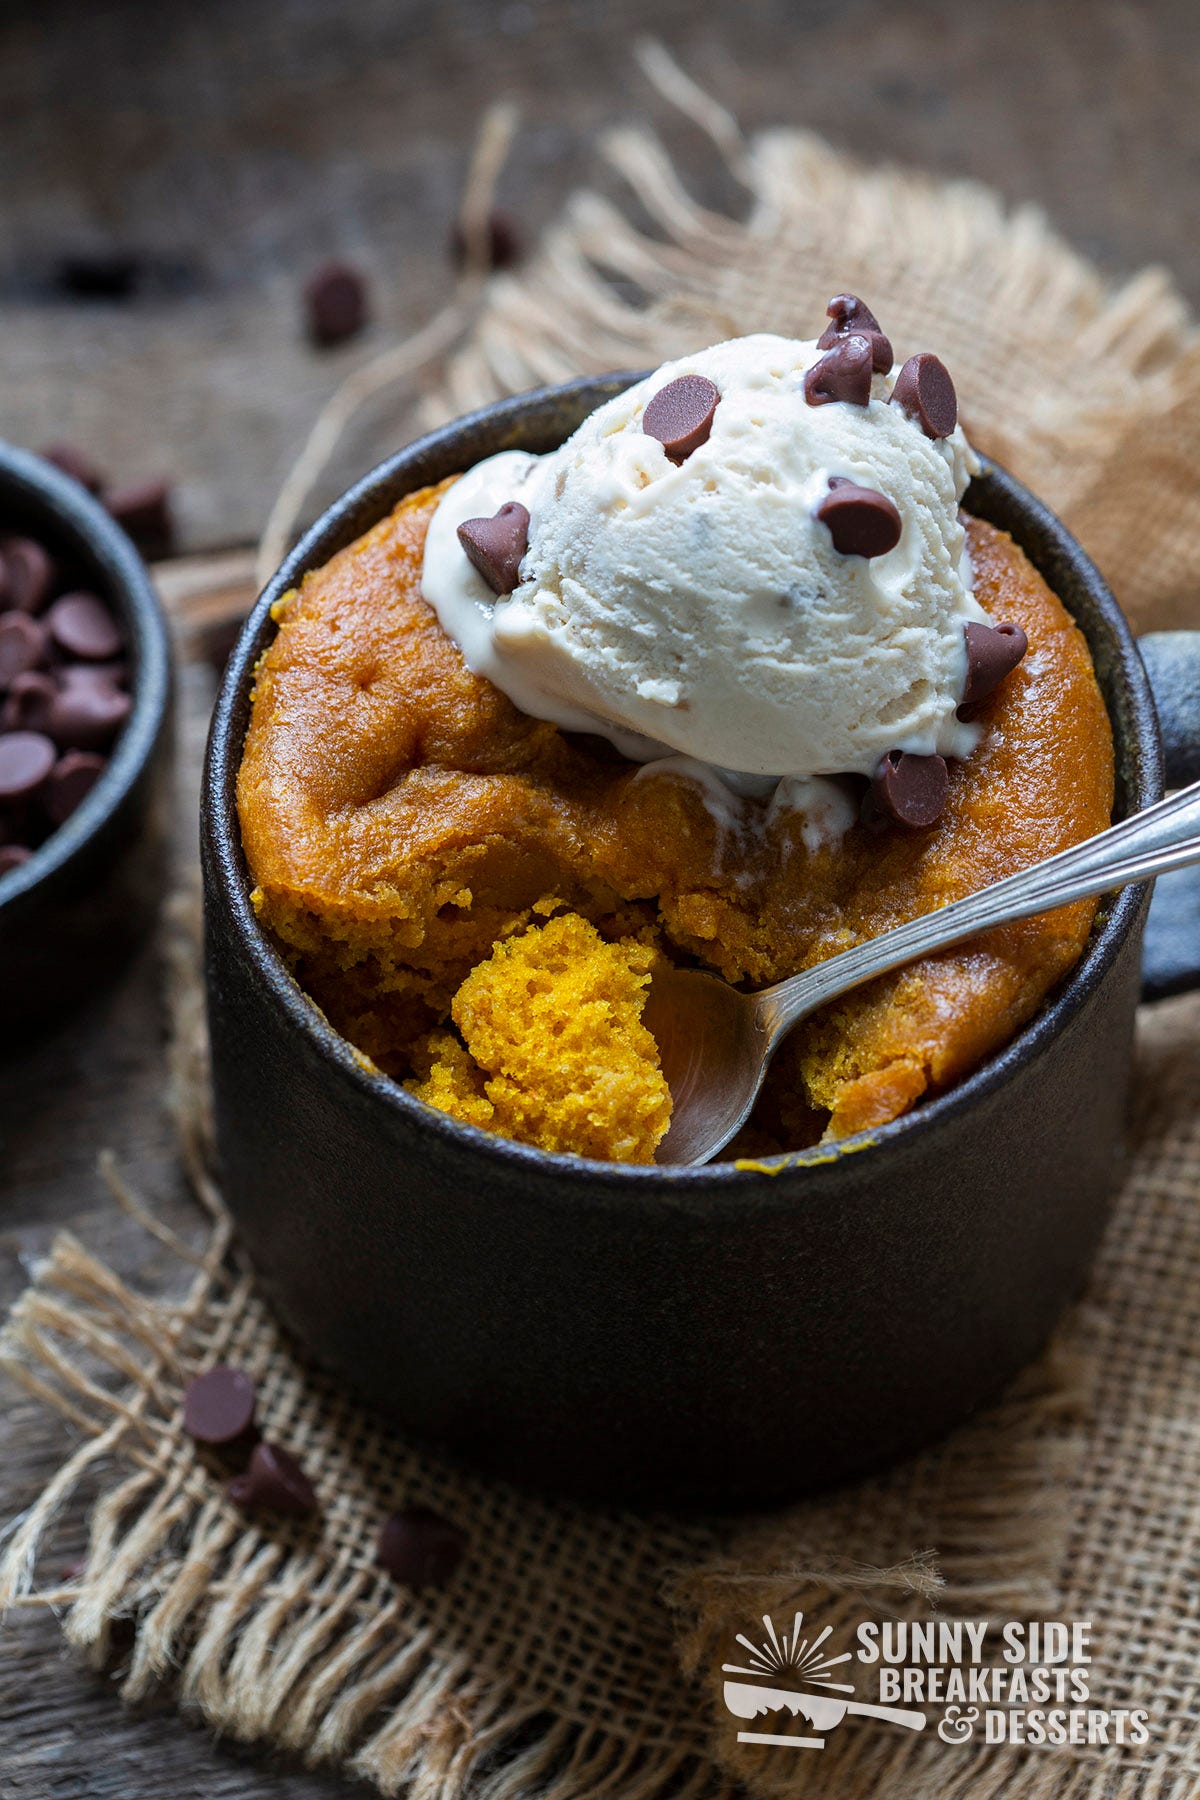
<box><xmin>1139</xmin><ymin>631</ymin><xmax>1200</xmax><ymax>999</ymax></box>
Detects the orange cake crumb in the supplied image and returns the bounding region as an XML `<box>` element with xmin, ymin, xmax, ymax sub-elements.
<box><xmin>407</xmin><ymin>913</ymin><xmax>671</xmax><ymax>1163</ymax></box>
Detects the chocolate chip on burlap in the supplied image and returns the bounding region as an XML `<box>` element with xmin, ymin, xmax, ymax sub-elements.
<box><xmin>890</xmin><ymin>351</ymin><xmax>958</xmax><ymax>438</ymax></box>
<box><xmin>227</xmin><ymin>1441</ymin><xmax>318</xmax><ymax>1518</ymax></box>
<box><xmin>815</xmin><ymin>477</ymin><xmax>902</xmax><ymax>557</ymax></box>
<box><xmin>457</xmin><ymin>500</ymin><xmax>530</xmax><ymax>594</ymax></box>
<box><xmin>182</xmin><ymin>1365</ymin><xmax>258</xmax><ymax>1450</ymax></box>
<box><xmin>817</xmin><ymin>293</ymin><xmax>893</xmax><ymax>372</ymax></box>
<box><xmin>803</xmin><ymin>333</ymin><xmax>875</xmax><ymax>407</ymax></box>
<box><xmin>642</xmin><ymin>373</ymin><xmax>721</xmax><ymax>462</ymax></box>
<box><xmin>375</xmin><ymin>1505</ymin><xmax>467</xmax><ymax>1590</ymax></box>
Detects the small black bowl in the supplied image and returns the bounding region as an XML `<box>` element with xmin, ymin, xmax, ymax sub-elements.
<box><xmin>0</xmin><ymin>444</ymin><xmax>173</xmax><ymax>1030</ymax></box>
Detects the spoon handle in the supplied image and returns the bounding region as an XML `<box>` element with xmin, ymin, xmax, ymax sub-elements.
<box><xmin>756</xmin><ymin>776</ymin><xmax>1200</xmax><ymax>1046</ymax></box>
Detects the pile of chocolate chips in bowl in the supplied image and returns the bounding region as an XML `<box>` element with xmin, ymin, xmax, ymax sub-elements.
<box><xmin>0</xmin><ymin>526</ymin><xmax>131</xmax><ymax>874</ymax></box>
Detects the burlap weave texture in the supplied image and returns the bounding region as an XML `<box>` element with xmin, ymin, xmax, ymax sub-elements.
<box><xmin>3</xmin><ymin>58</ymin><xmax>1200</xmax><ymax>1800</ymax></box>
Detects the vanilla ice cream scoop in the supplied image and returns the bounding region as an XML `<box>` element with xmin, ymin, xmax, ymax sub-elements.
<box><xmin>421</xmin><ymin>328</ymin><xmax>991</xmax><ymax>786</ymax></box>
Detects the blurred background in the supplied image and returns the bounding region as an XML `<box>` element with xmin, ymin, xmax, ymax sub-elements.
<box><xmin>3</xmin><ymin>0</ymin><xmax>1197</xmax><ymax>558</ymax></box>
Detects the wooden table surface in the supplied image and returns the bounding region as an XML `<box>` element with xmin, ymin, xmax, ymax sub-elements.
<box><xmin>1</xmin><ymin>1</ymin><xmax>1197</xmax><ymax>1794</ymax></box>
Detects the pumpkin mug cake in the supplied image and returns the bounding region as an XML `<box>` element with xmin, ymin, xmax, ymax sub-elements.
<box><xmin>238</xmin><ymin>301</ymin><xmax>1113</xmax><ymax>1164</ymax></box>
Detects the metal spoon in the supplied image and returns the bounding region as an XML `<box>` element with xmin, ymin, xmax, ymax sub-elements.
<box><xmin>645</xmin><ymin>776</ymin><xmax>1200</xmax><ymax>1166</ymax></box>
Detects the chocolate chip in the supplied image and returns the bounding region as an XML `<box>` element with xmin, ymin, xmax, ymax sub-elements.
<box><xmin>803</xmin><ymin>336</ymin><xmax>874</xmax><ymax>408</ymax></box>
<box><xmin>871</xmin><ymin>750</ymin><xmax>949</xmax><ymax>827</ymax></box>
<box><xmin>47</xmin><ymin>667</ymin><xmax>132</xmax><ymax>751</ymax></box>
<box><xmin>815</xmin><ymin>478</ymin><xmax>902</xmax><ymax>558</ymax></box>
<box><xmin>457</xmin><ymin>501</ymin><xmax>530</xmax><ymax>595</ymax></box>
<box><xmin>45</xmin><ymin>750</ymin><xmax>107</xmax><ymax>825</ymax></box>
<box><xmin>106</xmin><ymin>479</ymin><xmax>174</xmax><ymax>558</ymax></box>
<box><xmin>40</xmin><ymin>442</ymin><xmax>105</xmax><ymax>495</ymax></box>
<box><xmin>642</xmin><ymin>374</ymin><xmax>721</xmax><ymax>464</ymax></box>
<box><xmin>227</xmin><ymin>1441</ymin><xmax>317</xmax><ymax>1518</ymax></box>
<box><xmin>53</xmin><ymin>251</ymin><xmax>142</xmax><ymax>301</ymax></box>
<box><xmin>304</xmin><ymin>260</ymin><xmax>369</xmax><ymax>347</ymax></box>
<box><xmin>890</xmin><ymin>353</ymin><xmax>957</xmax><ymax>439</ymax></box>
<box><xmin>0</xmin><ymin>844</ymin><xmax>32</xmax><ymax>875</ymax></box>
<box><xmin>375</xmin><ymin>1506</ymin><xmax>467</xmax><ymax>1589</ymax></box>
<box><xmin>46</xmin><ymin>592</ymin><xmax>123</xmax><ymax>662</ymax></box>
<box><xmin>1</xmin><ymin>537</ymin><xmax>55</xmax><ymax>614</ymax></box>
<box><xmin>450</xmin><ymin>208</ymin><xmax>523</xmax><ymax>272</ymax></box>
<box><xmin>183</xmin><ymin>1365</ymin><xmax>258</xmax><ymax>1449</ymax></box>
<box><xmin>958</xmin><ymin>620</ymin><xmax>1028</xmax><ymax>716</ymax></box>
<box><xmin>0</xmin><ymin>731</ymin><xmax>56</xmax><ymax>802</ymax></box>
<box><xmin>0</xmin><ymin>613</ymin><xmax>49</xmax><ymax>683</ymax></box>
<box><xmin>2</xmin><ymin>671</ymin><xmax>56</xmax><ymax>735</ymax></box>
<box><xmin>817</xmin><ymin>294</ymin><xmax>893</xmax><ymax>374</ymax></box>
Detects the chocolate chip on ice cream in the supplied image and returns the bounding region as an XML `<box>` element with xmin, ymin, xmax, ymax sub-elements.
<box><xmin>890</xmin><ymin>352</ymin><xmax>958</xmax><ymax>439</ymax></box>
<box><xmin>642</xmin><ymin>374</ymin><xmax>721</xmax><ymax>463</ymax></box>
<box><xmin>815</xmin><ymin>477</ymin><xmax>902</xmax><ymax>558</ymax></box>
<box><xmin>870</xmin><ymin>749</ymin><xmax>950</xmax><ymax>827</ymax></box>
<box><xmin>457</xmin><ymin>501</ymin><xmax>530</xmax><ymax>595</ymax></box>
<box><xmin>959</xmin><ymin>620</ymin><xmax>1029</xmax><ymax>716</ymax></box>
<box><xmin>817</xmin><ymin>294</ymin><xmax>893</xmax><ymax>373</ymax></box>
<box><xmin>804</xmin><ymin>334</ymin><xmax>875</xmax><ymax>407</ymax></box>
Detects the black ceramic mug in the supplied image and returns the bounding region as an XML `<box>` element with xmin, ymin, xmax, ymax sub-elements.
<box><xmin>202</xmin><ymin>378</ymin><xmax>1200</xmax><ymax>1508</ymax></box>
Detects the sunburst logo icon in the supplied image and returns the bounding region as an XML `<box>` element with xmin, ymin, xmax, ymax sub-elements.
<box><xmin>723</xmin><ymin>1613</ymin><xmax>927</xmax><ymax>1750</ymax></box>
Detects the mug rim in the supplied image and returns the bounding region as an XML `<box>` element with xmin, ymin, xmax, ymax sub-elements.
<box><xmin>0</xmin><ymin>441</ymin><xmax>172</xmax><ymax>917</ymax></box>
<box><xmin>203</xmin><ymin>374</ymin><xmax>1161</xmax><ymax>1196</ymax></box>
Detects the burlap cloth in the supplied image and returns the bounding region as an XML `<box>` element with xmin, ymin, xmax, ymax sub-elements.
<box><xmin>4</xmin><ymin>54</ymin><xmax>1200</xmax><ymax>1800</ymax></box>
